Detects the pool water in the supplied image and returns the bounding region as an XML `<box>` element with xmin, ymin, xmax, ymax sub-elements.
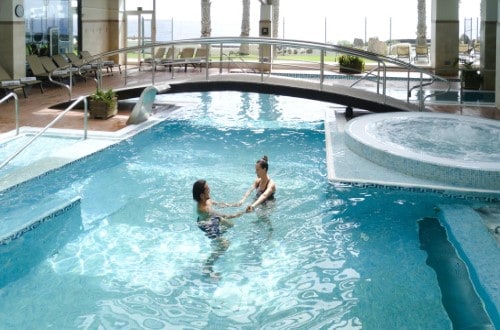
<box><xmin>0</xmin><ymin>92</ymin><xmax>494</xmax><ymax>328</ymax></box>
<box><xmin>0</xmin><ymin>135</ymin><xmax>80</xmax><ymax>175</ymax></box>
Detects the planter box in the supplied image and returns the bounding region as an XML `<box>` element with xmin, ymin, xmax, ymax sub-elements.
<box><xmin>339</xmin><ymin>66</ymin><xmax>363</xmax><ymax>74</ymax></box>
<box><xmin>89</xmin><ymin>98</ymin><xmax>118</xmax><ymax>119</ymax></box>
<box><xmin>461</xmin><ymin>69</ymin><xmax>482</xmax><ymax>90</ymax></box>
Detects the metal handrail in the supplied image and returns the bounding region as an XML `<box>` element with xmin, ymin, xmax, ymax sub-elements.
<box><xmin>48</xmin><ymin>64</ymin><xmax>73</xmax><ymax>101</ymax></box>
<box><xmin>0</xmin><ymin>92</ymin><xmax>19</xmax><ymax>135</ymax></box>
<box><xmin>0</xmin><ymin>96</ymin><xmax>88</xmax><ymax>171</ymax></box>
<box><xmin>223</xmin><ymin>51</ymin><xmax>257</xmax><ymax>73</ymax></box>
<box><xmin>84</xmin><ymin>36</ymin><xmax>451</xmax><ymax>111</ymax></box>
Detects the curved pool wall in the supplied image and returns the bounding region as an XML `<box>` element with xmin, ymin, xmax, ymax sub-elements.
<box><xmin>344</xmin><ymin>112</ymin><xmax>500</xmax><ymax>191</ymax></box>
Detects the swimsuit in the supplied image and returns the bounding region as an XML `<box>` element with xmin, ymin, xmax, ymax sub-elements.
<box><xmin>197</xmin><ymin>216</ymin><xmax>222</xmax><ymax>239</ymax></box>
<box><xmin>255</xmin><ymin>180</ymin><xmax>275</xmax><ymax>202</ymax></box>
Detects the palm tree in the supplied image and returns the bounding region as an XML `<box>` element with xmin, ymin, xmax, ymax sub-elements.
<box><xmin>239</xmin><ymin>0</ymin><xmax>251</xmax><ymax>54</ymax></box>
<box><xmin>272</xmin><ymin>0</ymin><xmax>280</xmax><ymax>39</ymax></box>
<box><xmin>201</xmin><ymin>0</ymin><xmax>211</xmax><ymax>37</ymax></box>
<box><xmin>416</xmin><ymin>0</ymin><xmax>426</xmax><ymax>46</ymax></box>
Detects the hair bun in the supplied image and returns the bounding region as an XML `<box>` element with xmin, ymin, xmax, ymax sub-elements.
<box><xmin>262</xmin><ymin>155</ymin><xmax>268</xmax><ymax>162</ymax></box>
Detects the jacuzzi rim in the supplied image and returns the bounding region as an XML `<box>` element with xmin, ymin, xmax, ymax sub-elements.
<box><xmin>345</xmin><ymin>112</ymin><xmax>500</xmax><ymax>171</ymax></box>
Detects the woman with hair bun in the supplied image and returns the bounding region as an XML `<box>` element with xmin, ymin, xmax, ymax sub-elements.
<box><xmin>237</xmin><ymin>155</ymin><xmax>277</xmax><ymax>212</ymax></box>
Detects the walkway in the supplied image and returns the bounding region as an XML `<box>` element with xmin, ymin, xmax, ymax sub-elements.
<box><xmin>0</xmin><ymin>66</ymin><xmax>498</xmax><ymax>135</ymax></box>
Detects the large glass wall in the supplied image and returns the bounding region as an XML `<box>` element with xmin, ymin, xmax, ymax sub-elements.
<box><xmin>24</xmin><ymin>0</ymin><xmax>78</xmax><ymax>56</ymax></box>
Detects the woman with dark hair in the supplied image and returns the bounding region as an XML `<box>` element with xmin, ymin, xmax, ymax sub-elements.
<box><xmin>192</xmin><ymin>179</ymin><xmax>244</xmax><ymax>238</ymax></box>
<box><xmin>192</xmin><ymin>179</ymin><xmax>244</xmax><ymax>278</ymax></box>
<box><xmin>236</xmin><ymin>155</ymin><xmax>277</xmax><ymax>213</ymax></box>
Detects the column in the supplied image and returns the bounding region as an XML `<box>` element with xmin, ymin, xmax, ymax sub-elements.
<box><xmin>0</xmin><ymin>0</ymin><xmax>26</xmax><ymax>78</ymax></box>
<box><xmin>259</xmin><ymin>2</ymin><xmax>272</xmax><ymax>72</ymax></box>
<box><xmin>431</xmin><ymin>0</ymin><xmax>459</xmax><ymax>76</ymax></box>
<box><xmin>480</xmin><ymin>0</ymin><xmax>497</xmax><ymax>91</ymax></box>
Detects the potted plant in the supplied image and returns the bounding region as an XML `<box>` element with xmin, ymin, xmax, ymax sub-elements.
<box><xmin>338</xmin><ymin>55</ymin><xmax>365</xmax><ymax>74</ymax></box>
<box><xmin>88</xmin><ymin>88</ymin><xmax>118</xmax><ymax>119</ymax></box>
<box><xmin>460</xmin><ymin>60</ymin><xmax>482</xmax><ymax>90</ymax></box>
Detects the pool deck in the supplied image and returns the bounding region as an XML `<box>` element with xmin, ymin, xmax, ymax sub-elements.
<box><xmin>0</xmin><ymin>65</ymin><xmax>498</xmax><ymax>136</ymax></box>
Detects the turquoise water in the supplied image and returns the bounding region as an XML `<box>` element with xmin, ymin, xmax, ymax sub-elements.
<box><xmin>0</xmin><ymin>135</ymin><xmax>80</xmax><ymax>175</ymax></box>
<box><xmin>0</xmin><ymin>92</ymin><xmax>493</xmax><ymax>328</ymax></box>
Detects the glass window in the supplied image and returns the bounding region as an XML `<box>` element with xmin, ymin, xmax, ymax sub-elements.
<box><xmin>24</xmin><ymin>0</ymin><xmax>78</xmax><ymax>56</ymax></box>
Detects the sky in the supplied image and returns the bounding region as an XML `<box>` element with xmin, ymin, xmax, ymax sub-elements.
<box><xmin>128</xmin><ymin>0</ymin><xmax>481</xmax><ymax>43</ymax></box>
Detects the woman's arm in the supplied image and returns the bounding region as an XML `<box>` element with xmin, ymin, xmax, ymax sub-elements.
<box><xmin>235</xmin><ymin>180</ymin><xmax>259</xmax><ymax>206</ymax></box>
<box><xmin>210</xmin><ymin>208</ymin><xmax>245</xmax><ymax>220</ymax></box>
<box><xmin>246</xmin><ymin>180</ymin><xmax>275</xmax><ymax>212</ymax></box>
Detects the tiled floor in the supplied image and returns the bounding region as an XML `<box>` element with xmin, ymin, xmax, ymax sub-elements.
<box><xmin>0</xmin><ymin>65</ymin><xmax>498</xmax><ymax>135</ymax></box>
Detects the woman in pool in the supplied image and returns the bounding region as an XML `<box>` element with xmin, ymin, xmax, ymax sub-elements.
<box><xmin>237</xmin><ymin>155</ymin><xmax>276</xmax><ymax>213</ymax></box>
<box><xmin>192</xmin><ymin>179</ymin><xmax>245</xmax><ymax>278</ymax></box>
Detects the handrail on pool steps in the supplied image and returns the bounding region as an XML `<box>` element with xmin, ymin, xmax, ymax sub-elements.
<box><xmin>0</xmin><ymin>96</ymin><xmax>88</xmax><ymax>171</ymax></box>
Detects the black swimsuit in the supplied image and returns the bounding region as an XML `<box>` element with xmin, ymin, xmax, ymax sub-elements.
<box><xmin>197</xmin><ymin>216</ymin><xmax>222</xmax><ymax>239</ymax></box>
<box><xmin>255</xmin><ymin>180</ymin><xmax>275</xmax><ymax>202</ymax></box>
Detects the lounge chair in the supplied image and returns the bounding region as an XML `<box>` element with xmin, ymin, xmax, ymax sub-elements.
<box><xmin>171</xmin><ymin>47</ymin><xmax>195</xmax><ymax>72</ymax></box>
<box><xmin>140</xmin><ymin>47</ymin><xmax>166</xmax><ymax>70</ymax></box>
<box><xmin>0</xmin><ymin>64</ymin><xmax>44</xmax><ymax>98</ymax></box>
<box><xmin>54</xmin><ymin>54</ymin><xmax>94</xmax><ymax>80</ymax></box>
<box><xmin>192</xmin><ymin>47</ymin><xmax>210</xmax><ymax>71</ymax></box>
<box><xmin>0</xmin><ymin>67</ymin><xmax>24</xmax><ymax>98</ymax></box>
<box><xmin>80</xmin><ymin>50</ymin><xmax>122</xmax><ymax>74</ymax></box>
<box><xmin>396</xmin><ymin>45</ymin><xmax>410</xmax><ymax>61</ymax></box>
<box><xmin>459</xmin><ymin>43</ymin><xmax>471</xmax><ymax>60</ymax></box>
<box><xmin>414</xmin><ymin>45</ymin><xmax>429</xmax><ymax>63</ymax></box>
<box><xmin>38</xmin><ymin>56</ymin><xmax>73</xmax><ymax>83</ymax></box>
<box><xmin>27</xmin><ymin>55</ymin><xmax>70</xmax><ymax>84</ymax></box>
<box><xmin>158</xmin><ymin>47</ymin><xmax>180</xmax><ymax>71</ymax></box>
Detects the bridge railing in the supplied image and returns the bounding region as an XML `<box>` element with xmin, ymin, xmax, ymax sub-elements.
<box><xmin>84</xmin><ymin>37</ymin><xmax>450</xmax><ymax>111</ymax></box>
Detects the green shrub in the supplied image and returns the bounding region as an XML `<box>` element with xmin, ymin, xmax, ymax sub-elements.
<box><xmin>89</xmin><ymin>88</ymin><xmax>117</xmax><ymax>108</ymax></box>
<box><xmin>338</xmin><ymin>55</ymin><xmax>365</xmax><ymax>74</ymax></box>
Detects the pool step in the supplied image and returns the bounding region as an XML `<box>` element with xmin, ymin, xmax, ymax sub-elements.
<box><xmin>0</xmin><ymin>138</ymin><xmax>115</xmax><ymax>191</ymax></box>
<box><xmin>437</xmin><ymin>205</ymin><xmax>500</xmax><ymax>327</ymax></box>
<box><xmin>0</xmin><ymin>195</ymin><xmax>82</xmax><ymax>245</ymax></box>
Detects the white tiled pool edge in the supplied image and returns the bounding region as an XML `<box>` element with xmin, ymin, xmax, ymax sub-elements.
<box><xmin>438</xmin><ymin>205</ymin><xmax>500</xmax><ymax>326</ymax></box>
<box><xmin>0</xmin><ymin>196</ymin><xmax>81</xmax><ymax>245</ymax></box>
<box><xmin>325</xmin><ymin>110</ymin><xmax>500</xmax><ymax>201</ymax></box>
<box><xmin>344</xmin><ymin>112</ymin><xmax>500</xmax><ymax>191</ymax></box>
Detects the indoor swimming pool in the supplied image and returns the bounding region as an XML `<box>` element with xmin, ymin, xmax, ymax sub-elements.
<box><xmin>0</xmin><ymin>92</ymin><xmax>497</xmax><ymax>329</ymax></box>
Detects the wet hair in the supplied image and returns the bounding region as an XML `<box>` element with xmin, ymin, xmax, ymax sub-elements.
<box><xmin>192</xmin><ymin>179</ymin><xmax>206</xmax><ymax>202</ymax></box>
<box><xmin>256</xmin><ymin>155</ymin><xmax>269</xmax><ymax>171</ymax></box>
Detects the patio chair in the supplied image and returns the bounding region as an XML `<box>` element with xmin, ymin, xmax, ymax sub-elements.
<box><xmin>54</xmin><ymin>54</ymin><xmax>94</xmax><ymax>81</ymax></box>
<box><xmin>458</xmin><ymin>43</ymin><xmax>471</xmax><ymax>60</ymax></box>
<box><xmin>192</xmin><ymin>47</ymin><xmax>210</xmax><ymax>71</ymax></box>
<box><xmin>80</xmin><ymin>50</ymin><xmax>122</xmax><ymax>74</ymax></box>
<box><xmin>27</xmin><ymin>55</ymin><xmax>49</xmax><ymax>80</ymax></box>
<box><xmin>414</xmin><ymin>45</ymin><xmax>429</xmax><ymax>63</ymax></box>
<box><xmin>140</xmin><ymin>47</ymin><xmax>166</xmax><ymax>70</ymax></box>
<box><xmin>0</xmin><ymin>64</ymin><xmax>44</xmax><ymax>98</ymax></box>
<box><xmin>172</xmin><ymin>47</ymin><xmax>196</xmax><ymax>72</ymax></box>
<box><xmin>396</xmin><ymin>44</ymin><xmax>410</xmax><ymax>61</ymax></box>
<box><xmin>38</xmin><ymin>56</ymin><xmax>73</xmax><ymax>83</ymax></box>
<box><xmin>27</xmin><ymin>54</ymin><xmax>70</xmax><ymax>84</ymax></box>
<box><xmin>158</xmin><ymin>47</ymin><xmax>180</xmax><ymax>71</ymax></box>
